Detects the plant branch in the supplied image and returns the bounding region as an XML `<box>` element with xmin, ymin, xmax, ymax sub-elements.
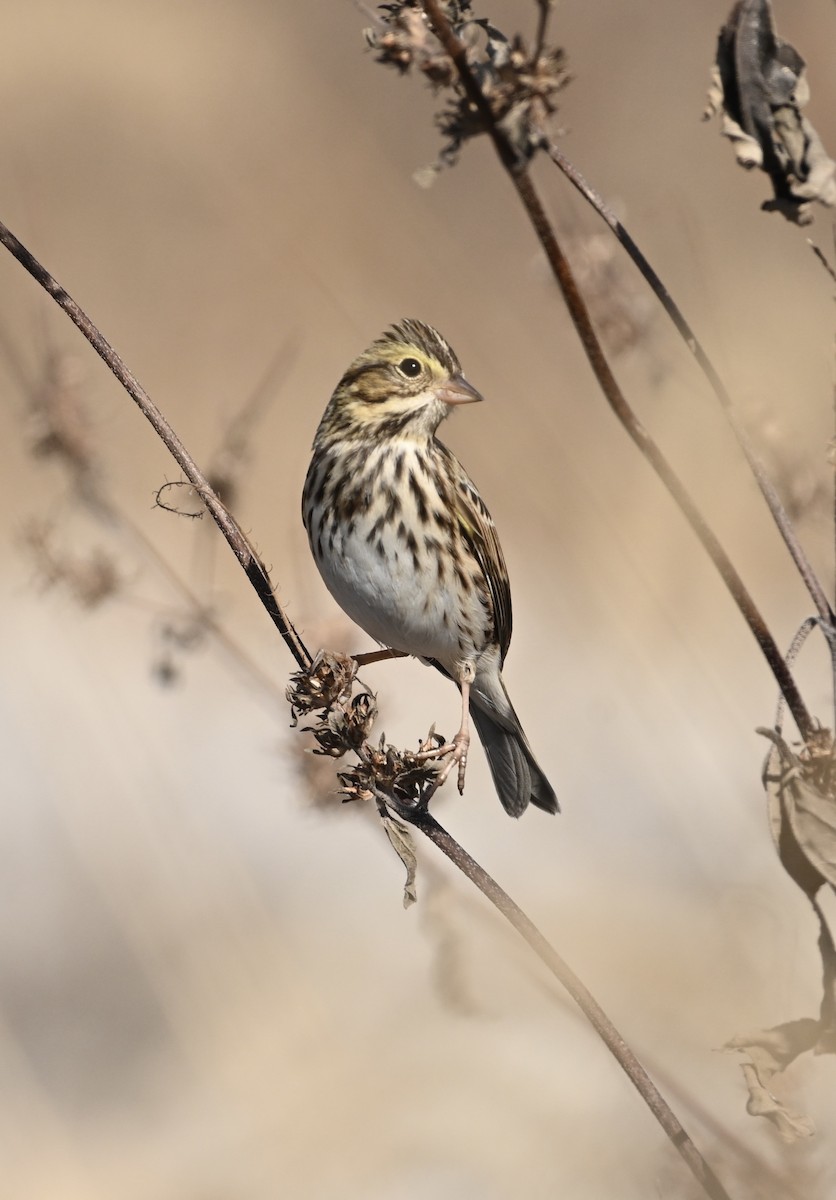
<box><xmin>532</xmin><ymin>0</ymin><xmax>552</xmax><ymax>63</ymax></box>
<box><xmin>807</xmin><ymin>234</ymin><xmax>836</xmax><ymax>712</ymax></box>
<box><xmin>0</xmin><ymin>219</ymin><xmax>312</xmax><ymax>673</ymax></box>
<box><xmin>420</xmin><ymin>0</ymin><xmax>814</xmax><ymax>745</ymax></box>
<box><xmin>548</xmin><ymin>142</ymin><xmax>836</xmax><ymax>638</ymax></box>
<box><xmin>404</xmin><ymin>803</ymin><xmax>735</xmax><ymax>1200</ymax></box>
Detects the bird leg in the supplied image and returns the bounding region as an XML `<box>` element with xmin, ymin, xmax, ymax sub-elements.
<box><xmin>420</xmin><ymin>663</ymin><xmax>473</xmax><ymax>797</ymax></box>
<box><xmin>352</xmin><ymin>648</ymin><xmax>408</xmax><ymax>667</ymax></box>
<box><xmin>450</xmin><ymin>668</ymin><xmax>471</xmax><ymax>794</ymax></box>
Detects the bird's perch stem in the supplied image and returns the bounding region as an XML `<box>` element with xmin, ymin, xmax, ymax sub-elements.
<box><xmin>0</xmin><ymin>219</ymin><xmax>312</xmax><ymax>673</ymax></box>
<box><xmin>405</xmin><ymin>804</ymin><xmax>734</xmax><ymax>1200</ymax></box>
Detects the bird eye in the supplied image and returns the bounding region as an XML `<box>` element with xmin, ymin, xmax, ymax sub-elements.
<box><xmin>397</xmin><ymin>357</ymin><xmax>423</xmax><ymax>379</ymax></box>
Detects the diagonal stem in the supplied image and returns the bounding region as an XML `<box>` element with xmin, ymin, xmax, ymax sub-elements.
<box><xmin>532</xmin><ymin>0</ymin><xmax>553</xmax><ymax>63</ymax></box>
<box><xmin>510</xmin><ymin>169</ymin><xmax>814</xmax><ymax>742</ymax></box>
<box><xmin>0</xmin><ymin>219</ymin><xmax>312</xmax><ymax>672</ymax></box>
<box><xmin>548</xmin><ymin>142</ymin><xmax>836</xmax><ymax>642</ymax></box>
<box><xmin>405</xmin><ymin>803</ymin><xmax>735</xmax><ymax>1200</ymax></box>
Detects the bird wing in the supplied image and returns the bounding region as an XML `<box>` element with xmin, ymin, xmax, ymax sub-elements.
<box><xmin>443</xmin><ymin>448</ymin><xmax>513</xmax><ymax>663</ymax></box>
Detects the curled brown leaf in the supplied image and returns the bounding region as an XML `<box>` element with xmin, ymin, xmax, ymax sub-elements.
<box><xmin>704</xmin><ymin>0</ymin><xmax>836</xmax><ymax>224</ymax></box>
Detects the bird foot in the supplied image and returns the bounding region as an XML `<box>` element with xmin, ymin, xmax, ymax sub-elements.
<box><xmin>451</xmin><ymin>729</ymin><xmax>469</xmax><ymax>795</ymax></box>
<box><xmin>417</xmin><ymin>729</ymin><xmax>470</xmax><ymax>796</ymax></box>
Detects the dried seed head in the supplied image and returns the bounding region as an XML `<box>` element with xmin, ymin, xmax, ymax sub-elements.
<box><xmin>338</xmin><ymin>730</ymin><xmax>447</xmax><ymax>808</ymax></box>
<box><xmin>287</xmin><ymin>652</ymin><xmax>378</xmax><ymax>759</ymax></box>
<box><xmin>287</xmin><ymin>651</ymin><xmax>358</xmax><ymax>722</ymax></box>
<box><xmin>366</xmin><ymin>0</ymin><xmax>569</xmax><ymax>180</ymax></box>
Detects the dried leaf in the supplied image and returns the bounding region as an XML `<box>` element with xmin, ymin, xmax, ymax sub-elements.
<box><xmin>727</xmin><ymin>730</ymin><xmax>836</xmax><ymax>1138</ymax></box>
<box><xmin>785</xmin><ymin>773</ymin><xmax>836</xmax><ymax>889</ymax></box>
<box><xmin>726</xmin><ymin>1020</ymin><xmax>819</xmax><ymax>1140</ymax></box>
<box><xmin>380</xmin><ymin>811</ymin><xmax>419</xmax><ymax>907</ymax></box>
<box><xmin>704</xmin><ymin>0</ymin><xmax>836</xmax><ymax>224</ymax></box>
<box><xmin>761</xmin><ymin>729</ymin><xmax>836</xmax><ymax>895</ymax></box>
<box><xmin>761</xmin><ymin>733</ymin><xmax>836</xmax><ymax>1033</ymax></box>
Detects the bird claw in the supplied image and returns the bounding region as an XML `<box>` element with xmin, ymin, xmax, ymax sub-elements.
<box><xmin>420</xmin><ymin>730</ymin><xmax>470</xmax><ymax>797</ymax></box>
<box><xmin>414</xmin><ymin>725</ymin><xmax>449</xmax><ymax>760</ymax></box>
<box><xmin>453</xmin><ymin>731</ymin><xmax>469</xmax><ymax>795</ymax></box>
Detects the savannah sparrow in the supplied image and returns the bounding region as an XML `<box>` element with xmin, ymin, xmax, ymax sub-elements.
<box><xmin>302</xmin><ymin>319</ymin><xmax>557</xmax><ymax>818</ymax></box>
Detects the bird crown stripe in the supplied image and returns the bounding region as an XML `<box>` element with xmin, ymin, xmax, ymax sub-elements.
<box><xmin>377</xmin><ymin>319</ymin><xmax>461</xmax><ymax>374</ymax></box>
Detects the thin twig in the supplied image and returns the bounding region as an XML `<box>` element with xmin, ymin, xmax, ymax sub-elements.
<box><xmin>807</xmin><ymin>235</ymin><xmax>836</xmax><ymax>716</ymax></box>
<box><xmin>0</xmin><ymin>219</ymin><xmax>312</xmax><ymax>672</ymax></box>
<box><xmin>404</xmin><ymin>803</ymin><xmax>734</xmax><ymax>1200</ymax></box>
<box><xmin>354</xmin><ymin>647</ymin><xmax>409</xmax><ymax>666</ymax></box>
<box><xmin>532</xmin><ymin>0</ymin><xmax>552</xmax><ymax>63</ymax></box>
<box><xmin>808</xmin><ymin>239</ymin><xmax>836</xmax><ymax>289</ymax></box>
<box><xmin>420</xmin><ymin>0</ymin><xmax>814</xmax><ymax>746</ymax></box>
<box><xmin>550</xmin><ymin>143</ymin><xmax>836</xmax><ymax>643</ymax></box>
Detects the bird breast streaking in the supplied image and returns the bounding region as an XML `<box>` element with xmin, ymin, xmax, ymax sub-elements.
<box><xmin>302</xmin><ymin>318</ymin><xmax>557</xmax><ymax>818</ymax></box>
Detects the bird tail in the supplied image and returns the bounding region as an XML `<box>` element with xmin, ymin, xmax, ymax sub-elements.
<box><xmin>469</xmin><ymin>677</ymin><xmax>558</xmax><ymax>819</ymax></box>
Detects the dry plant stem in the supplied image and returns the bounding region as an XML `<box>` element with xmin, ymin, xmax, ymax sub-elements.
<box><xmin>532</xmin><ymin>0</ymin><xmax>552</xmax><ymax>62</ymax></box>
<box><xmin>421</xmin><ymin>0</ymin><xmax>814</xmax><ymax>745</ymax></box>
<box><xmin>407</xmin><ymin>804</ymin><xmax>734</xmax><ymax>1200</ymax></box>
<box><xmin>353</xmin><ymin>647</ymin><xmax>409</xmax><ymax>666</ymax></box>
<box><xmin>810</xmin><ymin>236</ymin><xmax>836</xmax><ymax>640</ymax></box>
<box><xmin>550</xmin><ymin>142</ymin><xmax>836</xmax><ymax>646</ymax></box>
<box><xmin>0</xmin><ymin>218</ymin><xmax>312</xmax><ymax>673</ymax></box>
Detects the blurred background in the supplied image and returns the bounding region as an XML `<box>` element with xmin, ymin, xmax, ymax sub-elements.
<box><xmin>1</xmin><ymin>1</ymin><xmax>835</xmax><ymax>1196</ymax></box>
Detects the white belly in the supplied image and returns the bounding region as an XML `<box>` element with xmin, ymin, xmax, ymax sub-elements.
<box><xmin>318</xmin><ymin>517</ymin><xmax>466</xmax><ymax>667</ymax></box>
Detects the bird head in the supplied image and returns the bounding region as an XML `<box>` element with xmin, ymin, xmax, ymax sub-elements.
<box><xmin>316</xmin><ymin>318</ymin><xmax>483</xmax><ymax>444</ymax></box>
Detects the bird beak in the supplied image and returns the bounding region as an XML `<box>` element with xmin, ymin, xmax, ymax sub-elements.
<box><xmin>436</xmin><ymin>374</ymin><xmax>484</xmax><ymax>406</ymax></box>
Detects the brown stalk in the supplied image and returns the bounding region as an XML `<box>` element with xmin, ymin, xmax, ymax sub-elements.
<box><xmin>548</xmin><ymin>142</ymin><xmax>836</xmax><ymax>643</ymax></box>
<box><xmin>406</xmin><ymin>803</ymin><xmax>734</xmax><ymax>1200</ymax></box>
<box><xmin>0</xmin><ymin>219</ymin><xmax>312</xmax><ymax>673</ymax></box>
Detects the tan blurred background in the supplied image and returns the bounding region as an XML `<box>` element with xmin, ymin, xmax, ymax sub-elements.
<box><xmin>1</xmin><ymin>1</ymin><xmax>836</xmax><ymax>1197</ymax></box>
